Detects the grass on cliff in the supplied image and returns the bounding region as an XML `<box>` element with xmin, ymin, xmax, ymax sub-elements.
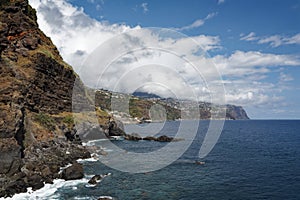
<box><xmin>34</xmin><ymin>112</ymin><xmax>56</xmax><ymax>131</ymax></box>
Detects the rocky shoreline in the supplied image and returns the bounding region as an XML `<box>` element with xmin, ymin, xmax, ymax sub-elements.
<box><xmin>124</xmin><ymin>133</ymin><xmax>184</xmax><ymax>142</ymax></box>
<box><xmin>0</xmin><ymin>139</ymin><xmax>91</xmax><ymax>197</ymax></box>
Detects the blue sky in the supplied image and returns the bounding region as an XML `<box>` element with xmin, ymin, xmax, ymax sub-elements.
<box><xmin>29</xmin><ymin>0</ymin><xmax>300</xmax><ymax>119</ymax></box>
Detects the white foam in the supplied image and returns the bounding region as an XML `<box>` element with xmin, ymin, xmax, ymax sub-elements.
<box><xmin>73</xmin><ymin>197</ymin><xmax>91</xmax><ymax>200</ymax></box>
<box><xmin>77</xmin><ymin>153</ymin><xmax>99</xmax><ymax>163</ymax></box>
<box><xmin>0</xmin><ymin>178</ymin><xmax>89</xmax><ymax>200</ymax></box>
<box><xmin>98</xmin><ymin>196</ymin><xmax>114</xmax><ymax>200</ymax></box>
<box><xmin>84</xmin><ymin>184</ymin><xmax>97</xmax><ymax>188</ymax></box>
<box><xmin>58</xmin><ymin>163</ymin><xmax>72</xmax><ymax>174</ymax></box>
<box><xmin>84</xmin><ymin>139</ymin><xmax>109</xmax><ymax>146</ymax></box>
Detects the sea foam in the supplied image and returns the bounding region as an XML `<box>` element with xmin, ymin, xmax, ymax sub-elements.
<box><xmin>0</xmin><ymin>178</ymin><xmax>89</xmax><ymax>200</ymax></box>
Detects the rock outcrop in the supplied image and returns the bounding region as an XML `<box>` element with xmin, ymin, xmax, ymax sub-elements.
<box><xmin>0</xmin><ymin>0</ymin><xmax>113</xmax><ymax>197</ymax></box>
<box><xmin>61</xmin><ymin>162</ymin><xmax>84</xmax><ymax>181</ymax></box>
<box><xmin>124</xmin><ymin>133</ymin><xmax>183</xmax><ymax>142</ymax></box>
<box><xmin>225</xmin><ymin>104</ymin><xmax>249</xmax><ymax>120</ymax></box>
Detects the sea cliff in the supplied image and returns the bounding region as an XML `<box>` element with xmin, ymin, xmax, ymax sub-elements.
<box><xmin>0</xmin><ymin>0</ymin><xmax>122</xmax><ymax>197</ymax></box>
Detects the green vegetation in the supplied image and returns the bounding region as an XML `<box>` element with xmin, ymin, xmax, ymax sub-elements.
<box><xmin>34</xmin><ymin>112</ymin><xmax>56</xmax><ymax>131</ymax></box>
<box><xmin>94</xmin><ymin>90</ymin><xmax>181</xmax><ymax>121</ymax></box>
<box><xmin>62</xmin><ymin>114</ymin><xmax>74</xmax><ymax>125</ymax></box>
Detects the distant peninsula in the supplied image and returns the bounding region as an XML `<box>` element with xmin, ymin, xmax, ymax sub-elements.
<box><xmin>95</xmin><ymin>90</ymin><xmax>250</xmax><ymax>124</ymax></box>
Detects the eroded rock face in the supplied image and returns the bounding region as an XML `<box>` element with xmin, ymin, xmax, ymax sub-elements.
<box><xmin>0</xmin><ymin>138</ymin><xmax>22</xmax><ymax>174</ymax></box>
<box><xmin>26</xmin><ymin>53</ymin><xmax>77</xmax><ymax>114</ymax></box>
<box><xmin>0</xmin><ymin>1</ymin><xmax>124</xmax><ymax>197</ymax></box>
<box><xmin>226</xmin><ymin>104</ymin><xmax>250</xmax><ymax>120</ymax></box>
<box><xmin>0</xmin><ymin>1</ymin><xmax>92</xmax><ymax>197</ymax></box>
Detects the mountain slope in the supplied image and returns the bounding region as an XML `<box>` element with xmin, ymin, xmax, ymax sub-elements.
<box><xmin>95</xmin><ymin>89</ymin><xmax>249</xmax><ymax>123</ymax></box>
<box><xmin>0</xmin><ymin>1</ymin><xmax>123</xmax><ymax>197</ymax></box>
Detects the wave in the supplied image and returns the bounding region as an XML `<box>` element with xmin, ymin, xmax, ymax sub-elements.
<box><xmin>82</xmin><ymin>138</ymin><xmax>110</xmax><ymax>146</ymax></box>
<box><xmin>0</xmin><ymin>178</ymin><xmax>90</xmax><ymax>200</ymax></box>
<box><xmin>77</xmin><ymin>153</ymin><xmax>99</xmax><ymax>163</ymax></box>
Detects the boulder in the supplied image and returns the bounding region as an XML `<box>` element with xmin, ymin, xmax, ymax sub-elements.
<box><xmin>98</xmin><ymin>197</ymin><xmax>114</xmax><ymax>200</ymax></box>
<box><xmin>88</xmin><ymin>175</ymin><xmax>102</xmax><ymax>185</ymax></box>
<box><xmin>143</xmin><ymin>136</ymin><xmax>156</xmax><ymax>141</ymax></box>
<box><xmin>61</xmin><ymin>162</ymin><xmax>84</xmax><ymax>181</ymax></box>
<box><xmin>156</xmin><ymin>135</ymin><xmax>173</xmax><ymax>142</ymax></box>
<box><xmin>124</xmin><ymin>133</ymin><xmax>142</xmax><ymax>141</ymax></box>
<box><xmin>22</xmin><ymin>36</ymin><xmax>39</xmax><ymax>50</ymax></box>
<box><xmin>26</xmin><ymin>174</ymin><xmax>44</xmax><ymax>190</ymax></box>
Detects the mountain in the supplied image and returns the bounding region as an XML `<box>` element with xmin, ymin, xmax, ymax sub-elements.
<box><xmin>0</xmin><ymin>1</ymin><xmax>123</xmax><ymax>197</ymax></box>
<box><xmin>132</xmin><ymin>91</ymin><xmax>162</xmax><ymax>99</ymax></box>
<box><xmin>95</xmin><ymin>90</ymin><xmax>181</xmax><ymax>123</ymax></box>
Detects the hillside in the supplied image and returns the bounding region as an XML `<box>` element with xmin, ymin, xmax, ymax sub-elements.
<box><xmin>95</xmin><ymin>89</ymin><xmax>249</xmax><ymax>123</ymax></box>
<box><xmin>0</xmin><ymin>0</ymin><xmax>123</xmax><ymax>197</ymax></box>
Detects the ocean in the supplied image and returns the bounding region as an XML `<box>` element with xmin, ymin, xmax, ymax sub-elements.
<box><xmin>5</xmin><ymin>120</ymin><xmax>300</xmax><ymax>200</ymax></box>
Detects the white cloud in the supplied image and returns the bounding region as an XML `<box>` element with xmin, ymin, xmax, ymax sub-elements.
<box><xmin>141</xmin><ymin>3</ymin><xmax>148</xmax><ymax>13</ymax></box>
<box><xmin>240</xmin><ymin>32</ymin><xmax>258</xmax><ymax>41</ymax></box>
<box><xmin>217</xmin><ymin>0</ymin><xmax>225</xmax><ymax>5</ymax></box>
<box><xmin>213</xmin><ymin>51</ymin><xmax>300</xmax><ymax>73</ymax></box>
<box><xmin>257</xmin><ymin>35</ymin><xmax>284</xmax><ymax>47</ymax></box>
<box><xmin>29</xmin><ymin>0</ymin><xmax>137</xmax><ymax>70</ymax></box>
<box><xmin>284</xmin><ymin>33</ymin><xmax>300</xmax><ymax>45</ymax></box>
<box><xmin>241</xmin><ymin>32</ymin><xmax>300</xmax><ymax>47</ymax></box>
<box><xmin>29</xmin><ymin>0</ymin><xmax>300</xmax><ymax>112</ymax></box>
<box><xmin>279</xmin><ymin>72</ymin><xmax>293</xmax><ymax>82</ymax></box>
<box><xmin>176</xmin><ymin>12</ymin><xmax>217</xmax><ymax>31</ymax></box>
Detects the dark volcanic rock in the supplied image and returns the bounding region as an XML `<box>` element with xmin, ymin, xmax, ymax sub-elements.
<box><xmin>0</xmin><ymin>0</ymin><xmax>94</xmax><ymax>197</ymax></box>
<box><xmin>156</xmin><ymin>135</ymin><xmax>173</xmax><ymax>142</ymax></box>
<box><xmin>124</xmin><ymin>133</ymin><xmax>142</xmax><ymax>141</ymax></box>
<box><xmin>0</xmin><ymin>138</ymin><xmax>22</xmax><ymax>174</ymax></box>
<box><xmin>226</xmin><ymin>104</ymin><xmax>249</xmax><ymax>120</ymax></box>
<box><xmin>88</xmin><ymin>175</ymin><xmax>102</xmax><ymax>185</ymax></box>
<box><xmin>124</xmin><ymin>134</ymin><xmax>183</xmax><ymax>142</ymax></box>
<box><xmin>27</xmin><ymin>174</ymin><xmax>44</xmax><ymax>190</ymax></box>
<box><xmin>108</xmin><ymin>120</ymin><xmax>125</xmax><ymax>136</ymax></box>
<box><xmin>98</xmin><ymin>197</ymin><xmax>114</xmax><ymax>200</ymax></box>
<box><xmin>61</xmin><ymin>162</ymin><xmax>84</xmax><ymax>181</ymax></box>
<box><xmin>143</xmin><ymin>136</ymin><xmax>156</xmax><ymax>141</ymax></box>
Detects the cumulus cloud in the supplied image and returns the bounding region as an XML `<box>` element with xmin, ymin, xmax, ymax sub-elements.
<box><xmin>29</xmin><ymin>0</ymin><xmax>138</xmax><ymax>70</ymax></box>
<box><xmin>29</xmin><ymin>0</ymin><xmax>300</xmax><ymax>110</ymax></box>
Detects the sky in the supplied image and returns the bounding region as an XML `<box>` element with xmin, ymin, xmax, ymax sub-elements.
<box><xmin>28</xmin><ymin>0</ymin><xmax>300</xmax><ymax>119</ymax></box>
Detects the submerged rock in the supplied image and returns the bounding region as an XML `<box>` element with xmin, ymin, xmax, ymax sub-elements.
<box><xmin>124</xmin><ymin>133</ymin><xmax>142</xmax><ymax>141</ymax></box>
<box><xmin>124</xmin><ymin>134</ymin><xmax>183</xmax><ymax>142</ymax></box>
<box><xmin>88</xmin><ymin>175</ymin><xmax>102</xmax><ymax>185</ymax></box>
<box><xmin>195</xmin><ymin>161</ymin><xmax>205</xmax><ymax>165</ymax></box>
<box><xmin>156</xmin><ymin>135</ymin><xmax>173</xmax><ymax>142</ymax></box>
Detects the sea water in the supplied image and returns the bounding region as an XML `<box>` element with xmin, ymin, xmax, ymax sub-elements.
<box><xmin>4</xmin><ymin>120</ymin><xmax>300</xmax><ymax>200</ymax></box>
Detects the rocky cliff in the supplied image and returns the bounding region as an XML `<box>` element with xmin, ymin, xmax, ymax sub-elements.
<box><xmin>0</xmin><ymin>0</ymin><xmax>122</xmax><ymax>197</ymax></box>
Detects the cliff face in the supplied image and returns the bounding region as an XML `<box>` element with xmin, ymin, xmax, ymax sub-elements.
<box><xmin>225</xmin><ymin>104</ymin><xmax>249</xmax><ymax>120</ymax></box>
<box><xmin>95</xmin><ymin>90</ymin><xmax>250</xmax><ymax>122</ymax></box>
<box><xmin>0</xmin><ymin>1</ymin><xmax>94</xmax><ymax>197</ymax></box>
